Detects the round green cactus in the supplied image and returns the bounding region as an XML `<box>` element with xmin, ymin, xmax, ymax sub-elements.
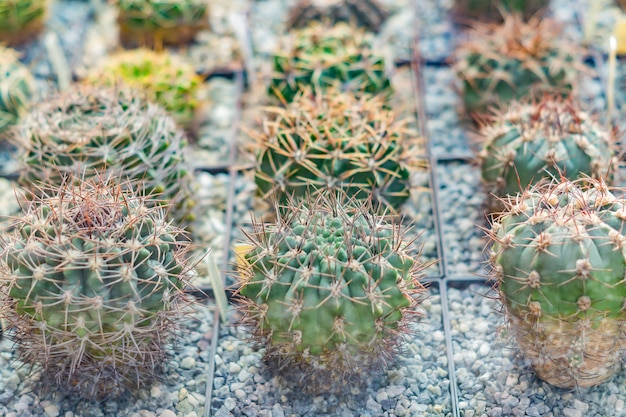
<box><xmin>0</xmin><ymin>178</ymin><xmax>192</xmax><ymax>400</ymax></box>
<box><xmin>236</xmin><ymin>193</ymin><xmax>426</xmax><ymax>393</ymax></box>
<box><xmin>114</xmin><ymin>0</ymin><xmax>209</xmax><ymax>48</ymax></box>
<box><xmin>250</xmin><ymin>89</ymin><xmax>424</xmax><ymax>213</ymax></box>
<box><xmin>0</xmin><ymin>0</ymin><xmax>48</xmax><ymax>46</ymax></box>
<box><xmin>87</xmin><ymin>48</ymin><xmax>203</xmax><ymax>131</ymax></box>
<box><xmin>269</xmin><ymin>21</ymin><xmax>391</xmax><ymax>103</ymax></box>
<box><xmin>452</xmin><ymin>0</ymin><xmax>549</xmax><ymax>23</ymax></box>
<box><xmin>488</xmin><ymin>177</ymin><xmax>626</xmax><ymax>388</ymax></box>
<box><xmin>453</xmin><ymin>14</ymin><xmax>578</xmax><ymax>119</ymax></box>
<box><xmin>13</xmin><ymin>85</ymin><xmax>195</xmax><ymax>226</ymax></box>
<box><xmin>479</xmin><ymin>96</ymin><xmax>617</xmax><ymax>205</ymax></box>
<box><xmin>287</xmin><ymin>0</ymin><xmax>389</xmax><ymax>32</ymax></box>
<box><xmin>0</xmin><ymin>46</ymin><xmax>36</xmax><ymax>139</ymax></box>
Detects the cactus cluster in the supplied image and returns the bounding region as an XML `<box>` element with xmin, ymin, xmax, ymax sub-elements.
<box><xmin>453</xmin><ymin>14</ymin><xmax>578</xmax><ymax>119</ymax></box>
<box><xmin>0</xmin><ymin>0</ymin><xmax>48</xmax><ymax>46</ymax></box>
<box><xmin>0</xmin><ymin>178</ymin><xmax>192</xmax><ymax>400</ymax></box>
<box><xmin>0</xmin><ymin>46</ymin><xmax>36</xmax><ymax>139</ymax></box>
<box><xmin>287</xmin><ymin>0</ymin><xmax>389</xmax><ymax>32</ymax></box>
<box><xmin>87</xmin><ymin>49</ymin><xmax>203</xmax><ymax>132</ymax></box>
<box><xmin>13</xmin><ymin>85</ymin><xmax>195</xmax><ymax>226</ymax></box>
<box><xmin>269</xmin><ymin>22</ymin><xmax>391</xmax><ymax>104</ymax></box>
<box><xmin>452</xmin><ymin>0</ymin><xmax>549</xmax><ymax>23</ymax></box>
<box><xmin>236</xmin><ymin>193</ymin><xmax>426</xmax><ymax>393</ymax></box>
<box><xmin>250</xmin><ymin>89</ymin><xmax>424</xmax><ymax>213</ymax></box>
<box><xmin>478</xmin><ymin>96</ymin><xmax>617</xmax><ymax>205</ymax></box>
<box><xmin>487</xmin><ymin>177</ymin><xmax>626</xmax><ymax>388</ymax></box>
<box><xmin>114</xmin><ymin>0</ymin><xmax>209</xmax><ymax>48</ymax></box>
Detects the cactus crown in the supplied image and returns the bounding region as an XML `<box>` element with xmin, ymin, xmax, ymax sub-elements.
<box><xmin>269</xmin><ymin>21</ymin><xmax>391</xmax><ymax>103</ymax></box>
<box><xmin>454</xmin><ymin>14</ymin><xmax>579</xmax><ymax>117</ymax></box>
<box><xmin>236</xmin><ymin>192</ymin><xmax>426</xmax><ymax>393</ymax></box>
<box><xmin>0</xmin><ymin>46</ymin><xmax>36</xmax><ymax>135</ymax></box>
<box><xmin>250</xmin><ymin>89</ymin><xmax>425</xmax><ymax>213</ymax></box>
<box><xmin>88</xmin><ymin>49</ymin><xmax>202</xmax><ymax>130</ymax></box>
<box><xmin>14</xmin><ymin>85</ymin><xmax>195</xmax><ymax>226</ymax></box>
<box><xmin>479</xmin><ymin>96</ymin><xmax>617</xmax><ymax>201</ymax></box>
<box><xmin>0</xmin><ymin>178</ymin><xmax>192</xmax><ymax>400</ymax></box>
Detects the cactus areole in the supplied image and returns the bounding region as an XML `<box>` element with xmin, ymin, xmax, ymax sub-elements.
<box><xmin>488</xmin><ymin>178</ymin><xmax>626</xmax><ymax>388</ymax></box>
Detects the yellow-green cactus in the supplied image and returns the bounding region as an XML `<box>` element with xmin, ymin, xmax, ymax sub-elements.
<box><xmin>0</xmin><ymin>0</ymin><xmax>48</xmax><ymax>46</ymax></box>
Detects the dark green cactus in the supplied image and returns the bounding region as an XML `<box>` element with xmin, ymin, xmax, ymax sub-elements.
<box><xmin>269</xmin><ymin>22</ymin><xmax>391</xmax><ymax>104</ymax></box>
<box><xmin>287</xmin><ymin>0</ymin><xmax>389</xmax><ymax>32</ymax></box>
<box><xmin>453</xmin><ymin>14</ymin><xmax>578</xmax><ymax>119</ymax></box>
<box><xmin>0</xmin><ymin>0</ymin><xmax>48</xmax><ymax>46</ymax></box>
<box><xmin>0</xmin><ymin>178</ymin><xmax>192</xmax><ymax>400</ymax></box>
<box><xmin>479</xmin><ymin>96</ymin><xmax>617</xmax><ymax>205</ymax></box>
<box><xmin>488</xmin><ymin>177</ymin><xmax>626</xmax><ymax>388</ymax></box>
<box><xmin>236</xmin><ymin>193</ymin><xmax>427</xmax><ymax>393</ymax></box>
<box><xmin>14</xmin><ymin>85</ymin><xmax>195</xmax><ymax>226</ymax></box>
<box><xmin>250</xmin><ymin>89</ymin><xmax>424</xmax><ymax>213</ymax></box>
<box><xmin>452</xmin><ymin>0</ymin><xmax>549</xmax><ymax>23</ymax></box>
<box><xmin>0</xmin><ymin>46</ymin><xmax>36</xmax><ymax>139</ymax></box>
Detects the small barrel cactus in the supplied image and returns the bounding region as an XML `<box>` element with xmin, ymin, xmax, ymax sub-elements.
<box><xmin>453</xmin><ymin>14</ymin><xmax>578</xmax><ymax>120</ymax></box>
<box><xmin>114</xmin><ymin>0</ymin><xmax>209</xmax><ymax>48</ymax></box>
<box><xmin>0</xmin><ymin>46</ymin><xmax>36</xmax><ymax>139</ymax></box>
<box><xmin>13</xmin><ymin>85</ymin><xmax>195</xmax><ymax>226</ymax></box>
<box><xmin>487</xmin><ymin>177</ymin><xmax>626</xmax><ymax>388</ymax></box>
<box><xmin>0</xmin><ymin>0</ymin><xmax>48</xmax><ymax>46</ymax></box>
<box><xmin>0</xmin><ymin>178</ymin><xmax>192</xmax><ymax>400</ymax></box>
<box><xmin>236</xmin><ymin>193</ymin><xmax>427</xmax><ymax>393</ymax></box>
<box><xmin>269</xmin><ymin>22</ymin><xmax>391</xmax><ymax>103</ymax></box>
<box><xmin>250</xmin><ymin>89</ymin><xmax>424</xmax><ymax>213</ymax></box>
<box><xmin>287</xmin><ymin>0</ymin><xmax>389</xmax><ymax>32</ymax></box>
<box><xmin>479</xmin><ymin>96</ymin><xmax>617</xmax><ymax>206</ymax></box>
<box><xmin>86</xmin><ymin>49</ymin><xmax>203</xmax><ymax>132</ymax></box>
<box><xmin>452</xmin><ymin>0</ymin><xmax>549</xmax><ymax>23</ymax></box>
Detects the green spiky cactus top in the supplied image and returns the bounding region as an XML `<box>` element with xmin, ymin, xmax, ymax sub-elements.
<box><xmin>14</xmin><ymin>85</ymin><xmax>195</xmax><ymax>226</ymax></box>
<box><xmin>269</xmin><ymin>22</ymin><xmax>391</xmax><ymax>103</ymax></box>
<box><xmin>0</xmin><ymin>178</ymin><xmax>191</xmax><ymax>400</ymax></box>
<box><xmin>0</xmin><ymin>0</ymin><xmax>48</xmax><ymax>46</ymax></box>
<box><xmin>0</xmin><ymin>46</ymin><xmax>36</xmax><ymax>138</ymax></box>
<box><xmin>479</xmin><ymin>97</ymin><xmax>616</xmax><ymax>203</ymax></box>
<box><xmin>488</xmin><ymin>177</ymin><xmax>626</xmax><ymax>388</ymax></box>
<box><xmin>87</xmin><ymin>49</ymin><xmax>203</xmax><ymax>131</ymax></box>
<box><xmin>115</xmin><ymin>0</ymin><xmax>209</xmax><ymax>48</ymax></box>
<box><xmin>237</xmin><ymin>194</ymin><xmax>426</xmax><ymax>393</ymax></box>
<box><xmin>453</xmin><ymin>14</ymin><xmax>578</xmax><ymax>119</ymax></box>
<box><xmin>287</xmin><ymin>0</ymin><xmax>389</xmax><ymax>32</ymax></box>
<box><xmin>250</xmin><ymin>90</ymin><xmax>425</xmax><ymax>213</ymax></box>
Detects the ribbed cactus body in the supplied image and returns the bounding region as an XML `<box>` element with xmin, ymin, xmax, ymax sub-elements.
<box><xmin>452</xmin><ymin>0</ymin><xmax>549</xmax><ymax>23</ymax></box>
<box><xmin>251</xmin><ymin>90</ymin><xmax>423</xmax><ymax>213</ymax></box>
<box><xmin>14</xmin><ymin>85</ymin><xmax>195</xmax><ymax>225</ymax></box>
<box><xmin>115</xmin><ymin>0</ymin><xmax>209</xmax><ymax>48</ymax></box>
<box><xmin>269</xmin><ymin>22</ymin><xmax>391</xmax><ymax>103</ymax></box>
<box><xmin>237</xmin><ymin>195</ymin><xmax>425</xmax><ymax>393</ymax></box>
<box><xmin>0</xmin><ymin>179</ymin><xmax>191</xmax><ymax>399</ymax></box>
<box><xmin>287</xmin><ymin>0</ymin><xmax>389</xmax><ymax>32</ymax></box>
<box><xmin>0</xmin><ymin>0</ymin><xmax>47</xmax><ymax>46</ymax></box>
<box><xmin>489</xmin><ymin>178</ymin><xmax>626</xmax><ymax>388</ymax></box>
<box><xmin>454</xmin><ymin>15</ymin><xmax>577</xmax><ymax>118</ymax></box>
<box><xmin>0</xmin><ymin>46</ymin><xmax>36</xmax><ymax>138</ymax></box>
<box><xmin>479</xmin><ymin>97</ymin><xmax>616</xmax><ymax>201</ymax></box>
<box><xmin>88</xmin><ymin>49</ymin><xmax>202</xmax><ymax>131</ymax></box>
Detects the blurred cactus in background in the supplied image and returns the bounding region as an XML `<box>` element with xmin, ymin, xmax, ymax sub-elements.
<box><xmin>0</xmin><ymin>0</ymin><xmax>48</xmax><ymax>46</ymax></box>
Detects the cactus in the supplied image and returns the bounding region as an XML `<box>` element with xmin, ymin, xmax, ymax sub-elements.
<box><xmin>114</xmin><ymin>0</ymin><xmax>209</xmax><ymax>48</ymax></box>
<box><xmin>487</xmin><ymin>177</ymin><xmax>626</xmax><ymax>388</ymax></box>
<box><xmin>269</xmin><ymin>22</ymin><xmax>391</xmax><ymax>104</ymax></box>
<box><xmin>287</xmin><ymin>0</ymin><xmax>389</xmax><ymax>32</ymax></box>
<box><xmin>0</xmin><ymin>46</ymin><xmax>36</xmax><ymax>139</ymax></box>
<box><xmin>479</xmin><ymin>96</ymin><xmax>617</xmax><ymax>205</ymax></box>
<box><xmin>0</xmin><ymin>178</ymin><xmax>192</xmax><ymax>400</ymax></box>
<box><xmin>13</xmin><ymin>85</ymin><xmax>195</xmax><ymax>226</ymax></box>
<box><xmin>0</xmin><ymin>0</ymin><xmax>48</xmax><ymax>46</ymax></box>
<box><xmin>250</xmin><ymin>89</ymin><xmax>424</xmax><ymax>213</ymax></box>
<box><xmin>453</xmin><ymin>14</ymin><xmax>578</xmax><ymax>120</ymax></box>
<box><xmin>452</xmin><ymin>0</ymin><xmax>549</xmax><ymax>23</ymax></box>
<box><xmin>87</xmin><ymin>49</ymin><xmax>203</xmax><ymax>132</ymax></box>
<box><xmin>236</xmin><ymin>193</ymin><xmax>427</xmax><ymax>393</ymax></box>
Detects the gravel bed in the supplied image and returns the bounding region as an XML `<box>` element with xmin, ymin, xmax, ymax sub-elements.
<box><xmin>211</xmin><ymin>284</ymin><xmax>450</xmax><ymax>417</ymax></box>
<box><xmin>0</xmin><ymin>298</ymin><xmax>216</xmax><ymax>417</ymax></box>
<box><xmin>447</xmin><ymin>282</ymin><xmax>626</xmax><ymax>417</ymax></box>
